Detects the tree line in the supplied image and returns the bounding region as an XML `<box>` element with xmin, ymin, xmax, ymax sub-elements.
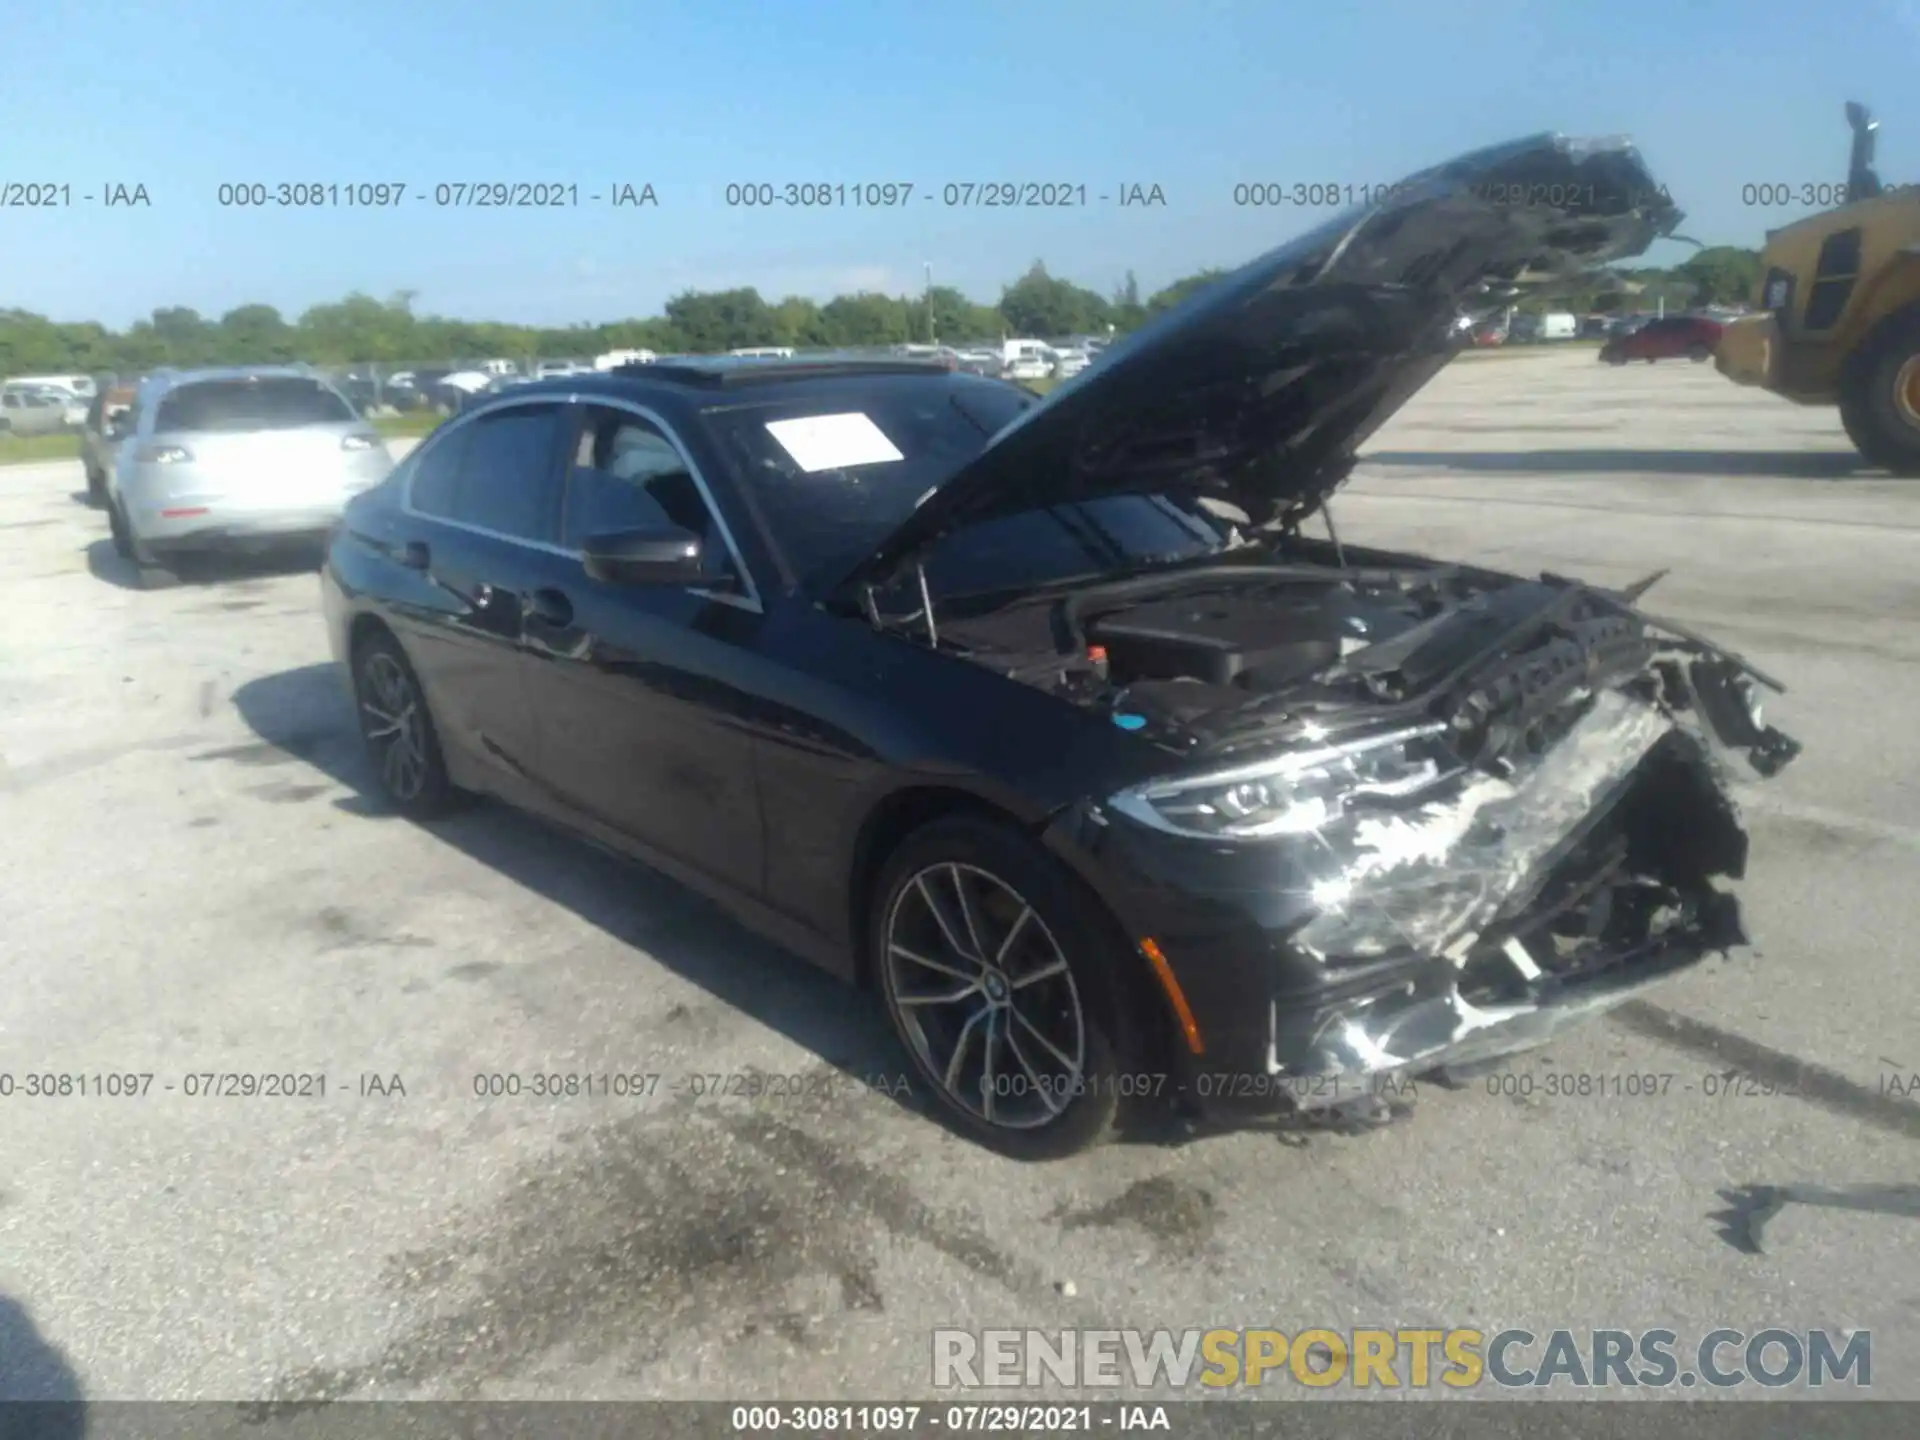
<box><xmin>0</xmin><ymin>248</ymin><xmax>1758</xmax><ymax>374</ymax></box>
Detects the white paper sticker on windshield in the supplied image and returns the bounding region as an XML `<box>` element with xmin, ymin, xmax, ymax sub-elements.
<box><xmin>764</xmin><ymin>412</ymin><xmax>904</xmax><ymax>472</ymax></box>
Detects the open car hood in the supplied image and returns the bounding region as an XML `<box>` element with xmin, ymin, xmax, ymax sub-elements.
<box><xmin>843</xmin><ymin>132</ymin><xmax>1681</xmax><ymax>591</ymax></box>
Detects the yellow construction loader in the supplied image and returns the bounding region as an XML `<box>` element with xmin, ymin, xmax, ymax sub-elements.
<box><xmin>1716</xmin><ymin>102</ymin><xmax>1920</xmax><ymax>473</ymax></box>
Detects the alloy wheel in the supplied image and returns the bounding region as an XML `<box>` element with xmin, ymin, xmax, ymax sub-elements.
<box><xmin>360</xmin><ymin>651</ymin><xmax>429</xmax><ymax>802</ymax></box>
<box><xmin>883</xmin><ymin>862</ymin><xmax>1086</xmax><ymax>1130</ymax></box>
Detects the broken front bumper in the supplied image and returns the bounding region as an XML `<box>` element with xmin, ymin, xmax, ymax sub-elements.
<box><xmin>1059</xmin><ymin>687</ymin><xmax>1765</xmax><ymax>1118</ymax></box>
<box><xmin>1260</xmin><ymin>917</ymin><xmax>1729</xmax><ymax>1110</ymax></box>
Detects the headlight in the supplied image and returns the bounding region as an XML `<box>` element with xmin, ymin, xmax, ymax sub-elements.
<box><xmin>1107</xmin><ymin>723</ymin><xmax>1457</xmax><ymax>840</ymax></box>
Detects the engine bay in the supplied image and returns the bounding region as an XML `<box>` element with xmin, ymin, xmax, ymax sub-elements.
<box><xmin>930</xmin><ymin>539</ymin><xmax>1801</xmax><ymax>777</ymax></box>
<box><xmin>934</xmin><ymin>547</ymin><xmax>1506</xmax><ymax>738</ymax></box>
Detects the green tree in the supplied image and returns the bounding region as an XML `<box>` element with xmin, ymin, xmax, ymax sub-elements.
<box><xmin>663</xmin><ymin>287</ymin><xmax>773</xmax><ymax>351</ymax></box>
<box><xmin>999</xmin><ymin>261</ymin><xmax>1110</xmax><ymax>336</ymax></box>
<box><xmin>217</xmin><ymin>304</ymin><xmax>299</xmax><ymax>363</ymax></box>
<box><xmin>818</xmin><ymin>292</ymin><xmax>911</xmax><ymax>346</ymax></box>
<box><xmin>768</xmin><ymin>296</ymin><xmax>829</xmax><ymax>349</ymax></box>
<box><xmin>922</xmin><ymin>285</ymin><xmax>1002</xmax><ymax>343</ymax></box>
<box><xmin>149</xmin><ymin>306</ymin><xmax>213</xmax><ymax>364</ymax></box>
<box><xmin>1675</xmin><ymin>246</ymin><xmax>1763</xmax><ymax>306</ymax></box>
<box><xmin>1146</xmin><ymin>268</ymin><xmax>1231</xmax><ymax>316</ymax></box>
<box><xmin>1108</xmin><ymin>270</ymin><xmax>1147</xmax><ymax>334</ymax></box>
<box><xmin>0</xmin><ymin>252</ymin><xmax>1748</xmax><ymax>380</ymax></box>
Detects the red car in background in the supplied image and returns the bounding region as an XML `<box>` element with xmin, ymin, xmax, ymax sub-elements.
<box><xmin>1600</xmin><ymin>314</ymin><xmax>1723</xmax><ymax>364</ymax></box>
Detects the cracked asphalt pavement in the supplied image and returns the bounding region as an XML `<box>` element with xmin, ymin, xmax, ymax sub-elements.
<box><xmin>2</xmin><ymin>349</ymin><xmax>1916</xmax><ymax>1403</ymax></box>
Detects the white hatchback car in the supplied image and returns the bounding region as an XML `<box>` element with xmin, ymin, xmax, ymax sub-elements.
<box><xmin>107</xmin><ymin>367</ymin><xmax>393</xmax><ymax>585</ymax></box>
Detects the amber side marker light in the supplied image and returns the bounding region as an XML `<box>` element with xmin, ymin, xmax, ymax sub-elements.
<box><xmin>1139</xmin><ymin>937</ymin><xmax>1204</xmax><ymax>1055</ymax></box>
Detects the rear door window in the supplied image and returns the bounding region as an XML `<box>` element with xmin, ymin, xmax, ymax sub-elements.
<box><xmin>408</xmin><ymin>425</ymin><xmax>471</xmax><ymax>518</ymax></box>
<box><xmin>410</xmin><ymin>403</ymin><xmax>567</xmax><ymax>544</ymax></box>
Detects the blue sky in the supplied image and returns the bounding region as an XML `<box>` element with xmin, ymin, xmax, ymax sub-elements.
<box><xmin>6</xmin><ymin>0</ymin><xmax>1920</xmax><ymax>328</ymax></box>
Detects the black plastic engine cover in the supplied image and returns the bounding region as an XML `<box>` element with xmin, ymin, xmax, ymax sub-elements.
<box><xmin>1088</xmin><ymin>589</ymin><xmax>1372</xmax><ymax>688</ymax></box>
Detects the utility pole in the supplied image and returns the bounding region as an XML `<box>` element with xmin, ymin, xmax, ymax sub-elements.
<box><xmin>925</xmin><ymin>262</ymin><xmax>934</xmax><ymax>343</ymax></box>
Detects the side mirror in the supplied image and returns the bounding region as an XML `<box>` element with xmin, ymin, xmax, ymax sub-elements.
<box><xmin>581</xmin><ymin>525</ymin><xmax>712</xmax><ymax>587</ymax></box>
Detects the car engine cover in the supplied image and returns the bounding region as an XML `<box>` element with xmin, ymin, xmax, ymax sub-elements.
<box><xmin>1087</xmin><ymin>587</ymin><xmax>1419</xmax><ymax>690</ymax></box>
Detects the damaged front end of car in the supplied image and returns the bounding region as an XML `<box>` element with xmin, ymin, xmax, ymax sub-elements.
<box><xmin>832</xmin><ymin>128</ymin><xmax>1799</xmax><ymax>1117</ymax></box>
<box><xmin>1073</xmin><ymin>570</ymin><xmax>1802</xmax><ymax>1114</ymax></box>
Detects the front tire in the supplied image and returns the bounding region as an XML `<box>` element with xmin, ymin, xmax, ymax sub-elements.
<box><xmin>1687</xmin><ymin>343</ymin><xmax>1712</xmax><ymax>362</ymax></box>
<box><xmin>352</xmin><ymin>630</ymin><xmax>461</xmax><ymax>818</ymax></box>
<box><xmin>871</xmin><ymin>816</ymin><xmax>1136</xmax><ymax>1159</ymax></box>
<box><xmin>1840</xmin><ymin>312</ymin><xmax>1920</xmax><ymax>476</ymax></box>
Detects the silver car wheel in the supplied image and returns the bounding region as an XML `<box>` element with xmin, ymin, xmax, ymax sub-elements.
<box><xmin>883</xmin><ymin>862</ymin><xmax>1085</xmax><ymax>1130</ymax></box>
<box><xmin>360</xmin><ymin>651</ymin><xmax>428</xmax><ymax>802</ymax></box>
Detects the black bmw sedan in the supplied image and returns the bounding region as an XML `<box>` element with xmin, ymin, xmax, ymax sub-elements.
<box><xmin>322</xmin><ymin>132</ymin><xmax>1801</xmax><ymax>1157</ymax></box>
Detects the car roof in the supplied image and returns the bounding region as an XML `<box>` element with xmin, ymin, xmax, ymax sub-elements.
<box><xmin>475</xmin><ymin>356</ymin><xmax>961</xmax><ymax>404</ymax></box>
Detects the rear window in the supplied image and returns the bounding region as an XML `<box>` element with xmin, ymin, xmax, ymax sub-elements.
<box><xmin>154</xmin><ymin>378</ymin><xmax>355</xmax><ymax>433</ymax></box>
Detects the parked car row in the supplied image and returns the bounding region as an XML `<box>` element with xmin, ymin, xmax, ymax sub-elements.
<box><xmin>9</xmin><ymin>339</ymin><xmax>1104</xmax><ymax>438</ymax></box>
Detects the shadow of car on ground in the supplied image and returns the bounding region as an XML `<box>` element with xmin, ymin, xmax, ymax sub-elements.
<box><xmin>0</xmin><ymin>1292</ymin><xmax>86</xmax><ymax>1437</ymax></box>
<box><xmin>84</xmin><ymin>538</ymin><xmax>326</xmax><ymax>592</ymax></box>
<box><xmin>228</xmin><ymin>661</ymin><xmax>952</xmax><ymax>1135</ymax></box>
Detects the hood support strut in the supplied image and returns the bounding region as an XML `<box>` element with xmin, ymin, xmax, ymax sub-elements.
<box><xmin>859</xmin><ymin>561</ymin><xmax>943</xmax><ymax>646</ymax></box>
<box><xmin>1321</xmin><ymin>498</ymin><xmax>1348</xmax><ymax>568</ymax></box>
<box><xmin>916</xmin><ymin>562</ymin><xmax>940</xmax><ymax>648</ymax></box>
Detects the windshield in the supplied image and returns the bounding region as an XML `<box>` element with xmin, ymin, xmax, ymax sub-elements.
<box><xmin>700</xmin><ymin>374</ymin><xmax>1226</xmax><ymax>593</ymax></box>
<box><xmin>154</xmin><ymin>377</ymin><xmax>355</xmax><ymax>432</ymax></box>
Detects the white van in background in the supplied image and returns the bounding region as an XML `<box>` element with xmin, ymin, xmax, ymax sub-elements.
<box><xmin>728</xmin><ymin>347</ymin><xmax>796</xmax><ymax>358</ymax></box>
<box><xmin>594</xmin><ymin>349</ymin><xmax>657</xmax><ymax>369</ymax></box>
<box><xmin>1001</xmin><ymin>339</ymin><xmax>1055</xmax><ymax>380</ymax></box>
<box><xmin>1538</xmin><ymin>312</ymin><xmax>1579</xmax><ymax>341</ymax></box>
<box><xmin>8</xmin><ymin>373</ymin><xmax>98</xmax><ymax>400</ymax></box>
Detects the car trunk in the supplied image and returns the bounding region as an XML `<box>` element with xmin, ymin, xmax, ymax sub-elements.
<box><xmin>152</xmin><ymin>427</ymin><xmax>385</xmax><ymax>509</ymax></box>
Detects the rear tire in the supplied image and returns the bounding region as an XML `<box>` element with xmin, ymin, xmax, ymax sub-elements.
<box><xmin>869</xmin><ymin>815</ymin><xmax>1141</xmax><ymax>1159</ymax></box>
<box><xmin>107</xmin><ymin>496</ymin><xmax>134</xmax><ymax>559</ymax></box>
<box><xmin>1687</xmin><ymin>343</ymin><xmax>1712</xmax><ymax>362</ymax></box>
<box><xmin>1840</xmin><ymin>311</ymin><xmax>1920</xmax><ymax>477</ymax></box>
<box><xmin>351</xmin><ymin>628</ymin><xmax>461</xmax><ymax>819</ymax></box>
<box><xmin>119</xmin><ymin>517</ymin><xmax>182</xmax><ymax>588</ymax></box>
<box><xmin>85</xmin><ymin>467</ymin><xmax>106</xmax><ymax>506</ymax></box>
